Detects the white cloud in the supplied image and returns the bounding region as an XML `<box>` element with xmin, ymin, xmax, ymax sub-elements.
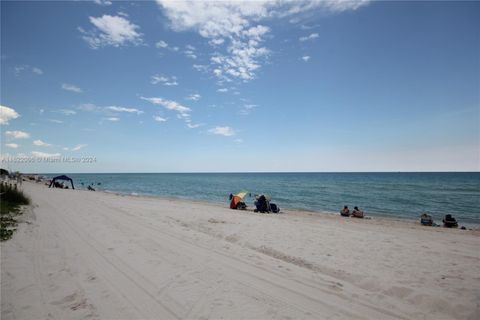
<box><xmin>209</xmin><ymin>38</ymin><xmax>225</xmax><ymax>46</ymax></box>
<box><xmin>157</xmin><ymin>1</ymin><xmax>368</xmax><ymax>82</ymax></box>
<box><xmin>217</xmin><ymin>88</ymin><xmax>228</xmax><ymax>93</ymax></box>
<box><xmin>14</xmin><ymin>65</ymin><xmax>43</xmax><ymax>77</ymax></box>
<box><xmin>239</xmin><ymin>103</ymin><xmax>257</xmax><ymax>115</ymax></box>
<box><xmin>32</xmin><ymin>67</ymin><xmax>43</xmax><ymax>75</ymax></box>
<box><xmin>33</xmin><ymin>140</ymin><xmax>52</xmax><ymax>147</ymax></box>
<box><xmin>58</xmin><ymin>109</ymin><xmax>77</xmax><ymax>115</ymax></box>
<box><xmin>153</xmin><ymin>116</ymin><xmax>167</xmax><ymax>122</ymax></box>
<box><xmin>49</xmin><ymin>119</ymin><xmax>64</xmax><ymax>124</ymax></box>
<box><xmin>5</xmin><ymin>130</ymin><xmax>30</xmax><ymax>139</ymax></box>
<box><xmin>184</xmin><ymin>50</ymin><xmax>197</xmax><ymax>59</ymax></box>
<box><xmin>156</xmin><ymin>40</ymin><xmax>168</xmax><ymax>48</ymax></box>
<box><xmin>234</xmin><ymin>138</ymin><xmax>243</xmax><ymax>143</ymax></box>
<box><xmin>78</xmin><ymin>103</ymin><xmax>98</xmax><ymax>112</ymax></box>
<box><xmin>299</xmin><ymin>33</ymin><xmax>319</xmax><ymax>41</ymax></box>
<box><xmin>151</xmin><ymin>74</ymin><xmax>178</xmax><ymax>86</ymax></box>
<box><xmin>71</xmin><ymin>144</ymin><xmax>87</xmax><ymax>151</ymax></box>
<box><xmin>5</xmin><ymin>143</ymin><xmax>19</xmax><ymax>149</ymax></box>
<box><xmin>208</xmin><ymin>126</ymin><xmax>235</xmax><ymax>136</ymax></box>
<box><xmin>141</xmin><ymin>97</ymin><xmax>191</xmax><ymax>115</ymax></box>
<box><xmin>106</xmin><ymin>117</ymin><xmax>120</xmax><ymax>122</ymax></box>
<box><xmin>31</xmin><ymin>151</ymin><xmax>61</xmax><ymax>158</ymax></box>
<box><xmin>186</xmin><ymin>123</ymin><xmax>202</xmax><ymax>129</ymax></box>
<box><xmin>0</xmin><ymin>105</ymin><xmax>20</xmax><ymax>124</ymax></box>
<box><xmin>60</xmin><ymin>144</ymin><xmax>86</xmax><ymax>152</ymax></box>
<box><xmin>193</xmin><ymin>64</ymin><xmax>208</xmax><ymax>72</ymax></box>
<box><xmin>93</xmin><ymin>0</ymin><xmax>112</xmax><ymax>6</ymax></box>
<box><xmin>80</xmin><ymin>15</ymin><xmax>143</xmax><ymax>49</ymax></box>
<box><xmin>106</xmin><ymin>106</ymin><xmax>144</xmax><ymax>114</ymax></box>
<box><xmin>61</xmin><ymin>83</ymin><xmax>83</xmax><ymax>93</ymax></box>
<box><xmin>186</xmin><ymin>93</ymin><xmax>201</xmax><ymax>101</ymax></box>
<box><xmin>302</xmin><ymin>55</ymin><xmax>311</xmax><ymax>62</ymax></box>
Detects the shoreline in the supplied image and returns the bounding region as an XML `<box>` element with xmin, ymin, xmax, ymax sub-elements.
<box><xmin>88</xmin><ymin>185</ymin><xmax>480</xmax><ymax>231</ymax></box>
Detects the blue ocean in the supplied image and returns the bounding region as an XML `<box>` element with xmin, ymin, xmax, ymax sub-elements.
<box><xmin>45</xmin><ymin>172</ymin><xmax>480</xmax><ymax>225</ymax></box>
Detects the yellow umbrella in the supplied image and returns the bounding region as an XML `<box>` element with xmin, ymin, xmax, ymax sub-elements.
<box><xmin>235</xmin><ymin>191</ymin><xmax>248</xmax><ymax>199</ymax></box>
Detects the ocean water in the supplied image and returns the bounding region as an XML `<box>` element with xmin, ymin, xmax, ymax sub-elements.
<box><xmin>45</xmin><ymin>172</ymin><xmax>480</xmax><ymax>225</ymax></box>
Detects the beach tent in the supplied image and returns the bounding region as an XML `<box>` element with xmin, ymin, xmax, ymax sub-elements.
<box><xmin>230</xmin><ymin>191</ymin><xmax>248</xmax><ymax>209</ymax></box>
<box><xmin>49</xmin><ymin>175</ymin><xmax>75</xmax><ymax>189</ymax></box>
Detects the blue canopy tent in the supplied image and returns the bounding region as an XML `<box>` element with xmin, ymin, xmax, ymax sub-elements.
<box><xmin>49</xmin><ymin>175</ymin><xmax>74</xmax><ymax>189</ymax></box>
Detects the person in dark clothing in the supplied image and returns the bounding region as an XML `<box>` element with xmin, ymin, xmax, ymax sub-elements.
<box><xmin>340</xmin><ymin>206</ymin><xmax>350</xmax><ymax>217</ymax></box>
<box><xmin>443</xmin><ymin>214</ymin><xmax>458</xmax><ymax>228</ymax></box>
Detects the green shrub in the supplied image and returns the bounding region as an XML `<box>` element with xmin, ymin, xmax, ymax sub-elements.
<box><xmin>0</xmin><ymin>183</ymin><xmax>30</xmax><ymax>207</ymax></box>
<box><xmin>0</xmin><ymin>183</ymin><xmax>30</xmax><ymax>241</ymax></box>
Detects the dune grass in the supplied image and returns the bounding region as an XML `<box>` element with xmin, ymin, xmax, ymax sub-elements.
<box><xmin>1</xmin><ymin>183</ymin><xmax>30</xmax><ymax>241</ymax></box>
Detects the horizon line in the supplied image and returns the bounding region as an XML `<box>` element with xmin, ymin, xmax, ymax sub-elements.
<box><xmin>20</xmin><ymin>171</ymin><xmax>480</xmax><ymax>175</ymax></box>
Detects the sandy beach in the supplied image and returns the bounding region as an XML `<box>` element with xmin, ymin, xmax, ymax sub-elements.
<box><xmin>1</xmin><ymin>181</ymin><xmax>479</xmax><ymax>320</ymax></box>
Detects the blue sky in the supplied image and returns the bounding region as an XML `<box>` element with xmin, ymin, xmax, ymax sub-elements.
<box><xmin>1</xmin><ymin>0</ymin><xmax>479</xmax><ymax>173</ymax></box>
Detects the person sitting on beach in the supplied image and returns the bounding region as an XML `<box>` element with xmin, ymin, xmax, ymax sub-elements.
<box><xmin>443</xmin><ymin>214</ymin><xmax>458</xmax><ymax>228</ymax></box>
<box><xmin>340</xmin><ymin>206</ymin><xmax>350</xmax><ymax>217</ymax></box>
<box><xmin>351</xmin><ymin>206</ymin><xmax>364</xmax><ymax>218</ymax></box>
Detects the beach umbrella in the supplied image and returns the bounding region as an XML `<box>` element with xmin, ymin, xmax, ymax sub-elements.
<box><xmin>230</xmin><ymin>191</ymin><xmax>248</xmax><ymax>209</ymax></box>
<box><xmin>235</xmin><ymin>191</ymin><xmax>248</xmax><ymax>199</ymax></box>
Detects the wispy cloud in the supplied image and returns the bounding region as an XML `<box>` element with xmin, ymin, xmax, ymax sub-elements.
<box><xmin>79</xmin><ymin>15</ymin><xmax>143</xmax><ymax>49</ymax></box>
<box><xmin>106</xmin><ymin>106</ymin><xmax>144</xmax><ymax>114</ymax></box>
<box><xmin>5</xmin><ymin>130</ymin><xmax>30</xmax><ymax>139</ymax></box>
<box><xmin>106</xmin><ymin>117</ymin><xmax>120</xmax><ymax>122</ymax></box>
<box><xmin>5</xmin><ymin>143</ymin><xmax>19</xmax><ymax>149</ymax></box>
<box><xmin>209</xmin><ymin>38</ymin><xmax>225</xmax><ymax>46</ymax></box>
<box><xmin>299</xmin><ymin>33</ymin><xmax>319</xmax><ymax>42</ymax></box>
<box><xmin>186</xmin><ymin>93</ymin><xmax>201</xmax><ymax>101</ymax></box>
<box><xmin>208</xmin><ymin>126</ymin><xmax>236</xmax><ymax>137</ymax></box>
<box><xmin>49</xmin><ymin>119</ymin><xmax>64</xmax><ymax>124</ymax></box>
<box><xmin>142</xmin><ymin>97</ymin><xmax>200</xmax><ymax>128</ymax></box>
<box><xmin>153</xmin><ymin>115</ymin><xmax>167</xmax><ymax>122</ymax></box>
<box><xmin>58</xmin><ymin>109</ymin><xmax>77</xmax><ymax>115</ymax></box>
<box><xmin>156</xmin><ymin>40</ymin><xmax>168</xmax><ymax>48</ymax></box>
<box><xmin>62</xmin><ymin>144</ymin><xmax>87</xmax><ymax>152</ymax></box>
<box><xmin>71</xmin><ymin>144</ymin><xmax>87</xmax><ymax>151</ymax></box>
<box><xmin>184</xmin><ymin>50</ymin><xmax>197</xmax><ymax>59</ymax></box>
<box><xmin>14</xmin><ymin>65</ymin><xmax>43</xmax><ymax>77</ymax></box>
<box><xmin>302</xmin><ymin>55</ymin><xmax>311</xmax><ymax>62</ymax></box>
<box><xmin>217</xmin><ymin>88</ymin><xmax>228</xmax><ymax>93</ymax></box>
<box><xmin>33</xmin><ymin>139</ymin><xmax>52</xmax><ymax>147</ymax></box>
<box><xmin>31</xmin><ymin>151</ymin><xmax>60</xmax><ymax>158</ymax></box>
<box><xmin>141</xmin><ymin>97</ymin><xmax>191</xmax><ymax>115</ymax></box>
<box><xmin>186</xmin><ymin>123</ymin><xmax>202</xmax><ymax>129</ymax></box>
<box><xmin>77</xmin><ymin>104</ymin><xmax>98</xmax><ymax>112</ymax></box>
<box><xmin>239</xmin><ymin>104</ymin><xmax>257</xmax><ymax>115</ymax></box>
<box><xmin>151</xmin><ymin>74</ymin><xmax>178</xmax><ymax>86</ymax></box>
<box><xmin>0</xmin><ymin>105</ymin><xmax>20</xmax><ymax>124</ymax></box>
<box><xmin>184</xmin><ymin>45</ymin><xmax>197</xmax><ymax>59</ymax></box>
<box><xmin>157</xmin><ymin>1</ymin><xmax>368</xmax><ymax>82</ymax></box>
<box><xmin>32</xmin><ymin>67</ymin><xmax>43</xmax><ymax>75</ymax></box>
<box><xmin>93</xmin><ymin>0</ymin><xmax>112</xmax><ymax>6</ymax></box>
<box><xmin>61</xmin><ymin>83</ymin><xmax>83</xmax><ymax>93</ymax></box>
<box><xmin>193</xmin><ymin>64</ymin><xmax>208</xmax><ymax>72</ymax></box>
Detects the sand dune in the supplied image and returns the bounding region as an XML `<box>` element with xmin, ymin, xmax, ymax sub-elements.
<box><xmin>2</xmin><ymin>182</ymin><xmax>479</xmax><ymax>319</ymax></box>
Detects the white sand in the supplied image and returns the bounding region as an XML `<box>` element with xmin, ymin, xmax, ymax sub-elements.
<box><xmin>1</xmin><ymin>181</ymin><xmax>479</xmax><ymax>320</ymax></box>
